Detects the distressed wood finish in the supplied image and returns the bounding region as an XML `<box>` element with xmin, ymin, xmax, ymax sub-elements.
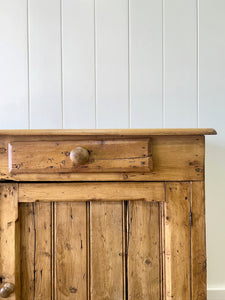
<box><xmin>0</xmin><ymin>183</ymin><xmax>19</xmax><ymax>300</ymax></box>
<box><xmin>0</xmin><ymin>135</ymin><xmax>205</xmax><ymax>181</ymax></box>
<box><xmin>55</xmin><ymin>202</ymin><xmax>87</xmax><ymax>299</ymax></box>
<box><xmin>9</xmin><ymin>138</ymin><xmax>152</xmax><ymax>174</ymax></box>
<box><xmin>191</xmin><ymin>181</ymin><xmax>207</xmax><ymax>300</ymax></box>
<box><xmin>20</xmin><ymin>202</ymin><xmax>52</xmax><ymax>299</ymax></box>
<box><xmin>0</xmin><ymin>128</ymin><xmax>217</xmax><ymax>136</ymax></box>
<box><xmin>90</xmin><ymin>202</ymin><xmax>125</xmax><ymax>299</ymax></box>
<box><xmin>164</xmin><ymin>182</ymin><xmax>191</xmax><ymax>299</ymax></box>
<box><xmin>127</xmin><ymin>201</ymin><xmax>161</xmax><ymax>299</ymax></box>
<box><xmin>0</xmin><ymin>129</ymin><xmax>215</xmax><ymax>299</ymax></box>
<box><xmin>19</xmin><ymin>182</ymin><xmax>164</xmax><ymax>203</ymax></box>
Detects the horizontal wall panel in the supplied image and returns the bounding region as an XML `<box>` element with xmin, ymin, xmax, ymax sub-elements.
<box><xmin>62</xmin><ymin>0</ymin><xmax>95</xmax><ymax>129</ymax></box>
<box><xmin>164</xmin><ymin>0</ymin><xmax>197</xmax><ymax>127</ymax></box>
<box><xmin>0</xmin><ymin>0</ymin><xmax>28</xmax><ymax>129</ymax></box>
<box><xmin>29</xmin><ymin>0</ymin><xmax>62</xmax><ymax>128</ymax></box>
<box><xmin>130</xmin><ymin>0</ymin><xmax>162</xmax><ymax>128</ymax></box>
<box><xmin>95</xmin><ymin>0</ymin><xmax>129</xmax><ymax>128</ymax></box>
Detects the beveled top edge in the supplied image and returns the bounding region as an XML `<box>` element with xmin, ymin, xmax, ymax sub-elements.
<box><xmin>0</xmin><ymin>128</ymin><xmax>217</xmax><ymax>136</ymax></box>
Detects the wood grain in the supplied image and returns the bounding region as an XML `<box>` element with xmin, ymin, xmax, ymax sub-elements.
<box><xmin>0</xmin><ymin>135</ymin><xmax>206</xmax><ymax>181</ymax></box>
<box><xmin>0</xmin><ymin>183</ymin><xmax>19</xmax><ymax>299</ymax></box>
<box><xmin>19</xmin><ymin>182</ymin><xmax>165</xmax><ymax>203</ymax></box>
<box><xmin>20</xmin><ymin>203</ymin><xmax>34</xmax><ymax>299</ymax></box>
<box><xmin>9</xmin><ymin>138</ymin><xmax>152</xmax><ymax>174</ymax></box>
<box><xmin>164</xmin><ymin>182</ymin><xmax>191</xmax><ymax>299</ymax></box>
<box><xmin>90</xmin><ymin>202</ymin><xmax>125</xmax><ymax>299</ymax></box>
<box><xmin>0</xmin><ymin>128</ymin><xmax>217</xmax><ymax>136</ymax></box>
<box><xmin>20</xmin><ymin>202</ymin><xmax>52</xmax><ymax>299</ymax></box>
<box><xmin>127</xmin><ymin>201</ymin><xmax>161</xmax><ymax>299</ymax></box>
<box><xmin>55</xmin><ymin>202</ymin><xmax>87</xmax><ymax>299</ymax></box>
<box><xmin>191</xmin><ymin>181</ymin><xmax>206</xmax><ymax>300</ymax></box>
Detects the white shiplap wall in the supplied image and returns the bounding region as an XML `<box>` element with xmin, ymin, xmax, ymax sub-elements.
<box><xmin>0</xmin><ymin>0</ymin><xmax>224</xmax><ymax>296</ymax></box>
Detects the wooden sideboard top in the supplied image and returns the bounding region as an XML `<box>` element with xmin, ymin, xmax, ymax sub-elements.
<box><xmin>0</xmin><ymin>128</ymin><xmax>217</xmax><ymax>136</ymax></box>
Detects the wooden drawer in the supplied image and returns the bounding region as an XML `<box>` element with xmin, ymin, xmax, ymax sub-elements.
<box><xmin>8</xmin><ymin>138</ymin><xmax>152</xmax><ymax>174</ymax></box>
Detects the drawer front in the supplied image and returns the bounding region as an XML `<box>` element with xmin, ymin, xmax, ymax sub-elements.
<box><xmin>8</xmin><ymin>139</ymin><xmax>152</xmax><ymax>174</ymax></box>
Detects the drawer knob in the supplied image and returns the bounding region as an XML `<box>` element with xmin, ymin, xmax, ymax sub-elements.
<box><xmin>70</xmin><ymin>147</ymin><xmax>90</xmax><ymax>165</ymax></box>
<box><xmin>0</xmin><ymin>283</ymin><xmax>14</xmax><ymax>298</ymax></box>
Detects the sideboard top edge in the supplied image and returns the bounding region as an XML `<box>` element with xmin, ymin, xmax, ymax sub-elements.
<box><xmin>0</xmin><ymin>128</ymin><xmax>217</xmax><ymax>136</ymax></box>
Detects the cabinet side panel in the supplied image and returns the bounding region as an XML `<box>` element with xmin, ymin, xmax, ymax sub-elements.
<box><xmin>55</xmin><ymin>202</ymin><xmax>87</xmax><ymax>299</ymax></box>
<box><xmin>165</xmin><ymin>182</ymin><xmax>191</xmax><ymax>299</ymax></box>
<box><xmin>20</xmin><ymin>202</ymin><xmax>52</xmax><ymax>298</ymax></box>
<box><xmin>127</xmin><ymin>201</ymin><xmax>161</xmax><ymax>299</ymax></box>
<box><xmin>0</xmin><ymin>183</ymin><xmax>19</xmax><ymax>299</ymax></box>
<box><xmin>90</xmin><ymin>202</ymin><xmax>125</xmax><ymax>299</ymax></box>
<box><xmin>191</xmin><ymin>181</ymin><xmax>206</xmax><ymax>299</ymax></box>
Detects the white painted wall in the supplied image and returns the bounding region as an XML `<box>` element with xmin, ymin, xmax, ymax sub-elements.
<box><xmin>0</xmin><ymin>0</ymin><xmax>224</xmax><ymax>297</ymax></box>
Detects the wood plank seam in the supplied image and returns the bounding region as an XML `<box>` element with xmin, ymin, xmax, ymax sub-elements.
<box><xmin>190</xmin><ymin>181</ymin><xmax>193</xmax><ymax>300</ymax></box>
<box><xmin>125</xmin><ymin>201</ymin><xmax>129</xmax><ymax>300</ymax></box>
<box><xmin>51</xmin><ymin>202</ymin><xmax>55</xmax><ymax>300</ymax></box>
<box><xmin>32</xmin><ymin>203</ymin><xmax>36</xmax><ymax>299</ymax></box>
<box><xmin>87</xmin><ymin>202</ymin><xmax>90</xmax><ymax>300</ymax></box>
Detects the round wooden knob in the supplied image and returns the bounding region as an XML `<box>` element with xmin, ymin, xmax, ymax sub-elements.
<box><xmin>70</xmin><ymin>147</ymin><xmax>90</xmax><ymax>165</ymax></box>
<box><xmin>0</xmin><ymin>283</ymin><xmax>14</xmax><ymax>298</ymax></box>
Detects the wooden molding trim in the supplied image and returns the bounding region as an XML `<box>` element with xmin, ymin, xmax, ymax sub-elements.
<box><xmin>19</xmin><ymin>182</ymin><xmax>165</xmax><ymax>203</ymax></box>
<box><xmin>0</xmin><ymin>128</ymin><xmax>217</xmax><ymax>136</ymax></box>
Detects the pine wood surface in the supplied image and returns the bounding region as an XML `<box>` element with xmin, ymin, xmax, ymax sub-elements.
<box><xmin>0</xmin><ymin>183</ymin><xmax>19</xmax><ymax>299</ymax></box>
<box><xmin>55</xmin><ymin>202</ymin><xmax>87</xmax><ymax>299</ymax></box>
<box><xmin>0</xmin><ymin>128</ymin><xmax>217</xmax><ymax>136</ymax></box>
<box><xmin>9</xmin><ymin>138</ymin><xmax>152</xmax><ymax>174</ymax></box>
<box><xmin>90</xmin><ymin>202</ymin><xmax>125</xmax><ymax>299</ymax></box>
<box><xmin>19</xmin><ymin>182</ymin><xmax>164</xmax><ymax>203</ymax></box>
<box><xmin>20</xmin><ymin>202</ymin><xmax>52</xmax><ymax>299</ymax></box>
<box><xmin>191</xmin><ymin>181</ymin><xmax>207</xmax><ymax>300</ymax></box>
<box><xmin>164</xmin><ymin>182</ymin><xmax>191</xmax><ymax>299</ymax></box>
<box><xmin>127</xmin><ymin>201</ymin><xmax>161</xmax><ymax>299</ymax></box>
<box><xmin>0</xmin><ymin>136</ymin><xmax>205</xmax><ymax>181</ymax></box>
<box><xmin>0</xmin><ymin>129</ymin><xmax>211</xmax><ymax>299</ymax></box>
<box><xmin>0</xmin><ymin>181</ymin><xmax>207</xmax><ymax>299</ymax></box>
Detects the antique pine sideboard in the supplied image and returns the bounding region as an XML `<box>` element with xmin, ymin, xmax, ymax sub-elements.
<box><xmin>0</xmin><ymin>129</ymin><xmax>217</xmax><ymax>299</ymax></box>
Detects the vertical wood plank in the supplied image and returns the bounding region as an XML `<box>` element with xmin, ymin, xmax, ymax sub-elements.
<box><xmin>90</xmin><ymin>202</ymin><xmax>125</xmax><ymax>299</ymax></box>
<box><xmin>191</xmin><ymin>181</ymin><xmax>206</xmax><ymax>299</ymax></box>
<box><xmin>164</xmin><ymin>0</ymin><xmax>197</xmax><ymax>127</ymax></box>
<box><xmin>0</xmin><ymin>1</ymin><xmax>28</xmax><ymax>129</ymax></box>
<box><xmin>0</xmin><ymin>183</ymin><xmax>19</xmax><ymax>299</ymax></box>
<box><xmin>20</xmin><ymin>202</ymin><xmax>52</xmax><ymax>299</ymax></box>
<box><xmin>160</xmin><ymin>201</ymin><xmax>166</xmax><ymax>300</ymax></box>
<box><xmin>29</xmin><ymin>0</ymin><xmax>62</xmax><ymax>129</ymax></box>
<box><xmin>95</xmin><ymin>0</ymin><xmax>129</xmax><ymax>128</ymax></box>
<box><xmin>199</xmin><ymin>0</ymin><xmax>225</xmax><ymax>287</ymax></box>
<box><xmin>127</xmin><ymin>201</ymin><xmax>161</xmax><ymax>299</ymax></box>
<box><xmin>130</xmin><ymin>0</ymin><xmax>163</xmax><ymax>128</ymax></box>
<box><xmin>35</xmin><ymin>203</ymin><xmax>52</xmax><ymax>298</ymax></box>
<box><xmin>165</xmin><ymin>182</ymin><xmax>191</xmax><ymax>299</ymax></box>
<box><xmin>55</xmin><ymin>202</ymin><xmax>87</xmax><ymax>299</ymax></box>
<box><xmin>20</xmin><ymin>203</ymin><xmax>34</xmax><ymax>299</ymax></box>
<box><xmin>62</xmin><ymin>0</ymin><xmax>95</xmax><ymax>129</ymax></box>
